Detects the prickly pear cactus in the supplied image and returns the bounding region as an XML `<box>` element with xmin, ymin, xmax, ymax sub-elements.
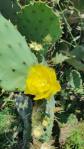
<box><xmin>32</xmin><ymin>97</ymin><xmax>56</xmax><ymax>142</ymax></box>
<box><xmin>15</xmin><ymin>94</ymin><xmax>32</xmax><ymax>148</ymax></box>
<box><xmin>43</xmin><ymin>97</ymin><xmax>56</xmax><ymax>141</ymax></box>
<box><xmin>17</xmin><ymin>2</ymin><xmax>62</xmax><ymax>48</ymax></box>
<box><xmin>0</xmin><ymin>0</ymin><xmax>20</xmax><ymax>23</ymax></box>
<box><xmin>32</xmin><ymin>101</ymin><xmax>46</xmax><ymax>139</ymax></box>
<box><xmin>0</xmin><ymin>14</ymin><xmax>37</xmax><ymax>91</ymax></box>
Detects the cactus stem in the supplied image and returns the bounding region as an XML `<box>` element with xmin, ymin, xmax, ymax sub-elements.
<box><xmin>15</xmin><ymin>94</ymin><xmax>32</xmax><ymax>149</ymax></box>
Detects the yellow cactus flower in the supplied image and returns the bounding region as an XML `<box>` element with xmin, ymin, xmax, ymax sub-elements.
<box><xmin>25</xmin><ymin>64</ymin><xmax>61</xmax><ymax>100</ymax></box>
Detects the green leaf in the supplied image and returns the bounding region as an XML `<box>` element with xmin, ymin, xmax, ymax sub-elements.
<box><xmin>67</xmin><ymin>45</ymin><xmax>84</xmax><ymax>72</ymax></box>
<box><xmin>52</xmin><ymin>52</ymin><xmax>69</xmax><ymax>64</ymax></box>
<box><xmin>68</xmin><ymin>70</ymin><xmax>82</xmax><ymax>89</ymax></box>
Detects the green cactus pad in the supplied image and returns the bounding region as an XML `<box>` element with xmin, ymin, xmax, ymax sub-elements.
<box><xmin>0</xmin><ymin>15</ymin><xmax>37</xmax><ymax>91</ymax></box>
<box><xmin>17</xmin><ymin>2</ymin><xmax>62</xmax><ymax>48</ymax></box>
<box><xmin>42</xmin><ymin>96</ymin><xmax>56</xmax><ymax>141</ymax></box>
<box><xmin>0</xmin><ymin>0</ymin><xmax>20</xmax><ymax>23</ymax></box>
<box><xmin>32</xmin><ymin>97</ymin><xmax>56</xmax><ymax>142</ymax></box>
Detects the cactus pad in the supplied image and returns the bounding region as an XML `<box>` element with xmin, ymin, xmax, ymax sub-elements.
<box><xmin>0</xmin><ymin>0</ymin><xmax>20</xmax><ymax>23</ymax></box>
<box><xmin>17</xmin><ymin>2</ymin><xmax>62</xmax><ymax>47</ymax></box>
<box><xmin>0</xmin><ymin>15</ymin><xmax>37</xmax><ymax>91</ymax></box>
<box><xmin>32</xmin><ymin>97</ymin><xmax>56</xmax><ymax>142</ymax></box>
